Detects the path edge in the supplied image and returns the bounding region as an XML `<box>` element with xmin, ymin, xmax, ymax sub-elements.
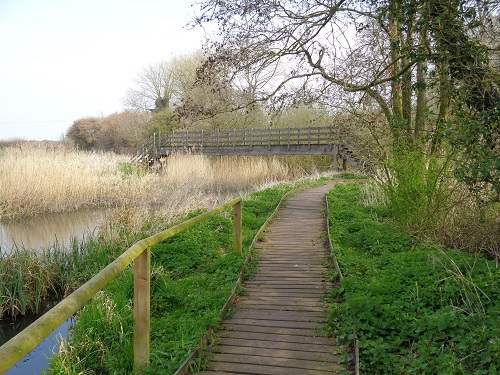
<box><xmin>325</xmin><ymin>187</ymin><xmax>360</xmax><ymax>375</ymax></box>
<box><xmin>173</xmin><ymin>181</ymin><xmax>325</xmax><ymax>375</ymax></box>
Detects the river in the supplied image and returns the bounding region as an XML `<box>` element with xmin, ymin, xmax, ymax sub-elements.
<box><xmin>0</xmin><ymin>209</ymin><xmax>109</xmax><ymax>374</ymax></box>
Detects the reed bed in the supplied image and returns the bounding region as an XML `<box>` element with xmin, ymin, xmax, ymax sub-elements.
<box><xmin>0</xmin><ymin>144</ymin><xmax>297</xmax><ymax>223</ymax></box>
<box><xmin>0</xmin><ymin>143</ymin><xmax>306</xmax><ymax>319</ymax></box>
<box><xmin>0</xmin><ymin>143</ymin><xmax>128</xmax><ymax>221</ymax></box>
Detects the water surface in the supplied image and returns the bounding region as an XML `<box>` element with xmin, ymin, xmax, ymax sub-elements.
<box><xmin>0</xmin><ymin>208</ymin><xmax>109</xmax><ymax>374</ymax></box>
<box><xmin>0</xmin><ymin>208</ymin><xmax>109</xmax><ymax>253</ymax></box>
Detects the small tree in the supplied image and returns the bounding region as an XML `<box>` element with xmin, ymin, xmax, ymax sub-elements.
<box><xmin>66</xmin><ymin>117</ymin><xmax>101</xmax><ymax>150</ymax></box>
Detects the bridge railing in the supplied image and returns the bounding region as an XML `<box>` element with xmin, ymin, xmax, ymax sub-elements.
<box><xmin>131</xmin><ymin>126</ymin><xmax>344</xmax><ymax>164</ymax></box>
<box><xmin>158</xmin><ymin>126</ymin><xmax>337</xmax><ymax>149</ymax></box>
<box><xmin>0</xmin><ymin>198</ymin><xmax>243</xmax><ymax>374</ymax></box>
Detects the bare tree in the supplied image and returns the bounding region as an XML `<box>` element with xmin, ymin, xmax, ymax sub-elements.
<box><xmin>123</xmin><ymin>61</ymin><xmax>179</xmax><ymax>112</ymax></box>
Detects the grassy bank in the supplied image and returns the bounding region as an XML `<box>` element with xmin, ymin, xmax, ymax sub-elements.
<box><xmin>327</xmin><ymin>183</ymin><xmax>500</xmax><ymax>374</ymax></box>
<box><xmin>45</xmin><ymin>181</ymin><xmax>306</xmax><ymax>374</ymax></box>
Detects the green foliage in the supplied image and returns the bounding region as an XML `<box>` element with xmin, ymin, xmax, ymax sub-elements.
<box><xmin>327</xmin><ymin>183</ymin><xmax>500</xmax><ymax>374</ymax></box>
<box><xmin>118</xmin><ymin>162</ymin><xmax>148</xmax><ymax>178</ymax></box>
<box><xmin>147</xmin><ymin>108</ymin><xmax>178</xmax><ymax>136</ymax></box>
<box><xmin>0</xmin><ymin>235</ymin><xmax>128</xmax><ymax>320</ymax></box>
<box><xmin>384</xmin><ymin>149</ymin><xmax>455</xmax><ymax>237</ymax></box>
<box><xmin>451</xmin><ymin>107</ymin><xmax>500</xmax><ymax>202</ymax></box>
<box><xmin>47</xmin><ymin>182</ymin><xmax>296</xmax><ymax>374</ymax></box>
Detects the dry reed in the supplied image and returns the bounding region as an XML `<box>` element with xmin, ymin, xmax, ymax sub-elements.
<box><xmin>0</xmin><ymin>144</ymin><xmax>298</xmax><ymax>223</ymax></box>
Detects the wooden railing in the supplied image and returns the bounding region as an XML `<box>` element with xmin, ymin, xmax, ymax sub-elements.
<box><xmin>0</xmin><ymin>198</ymin><xmax>242</xmax><ymax>374</ymax></box>
<box><xmin>132</xmin><ymin>126</ymin><xmax>349</xmax><ymax>163</ymax></box>
<box><xmin>156</xmin><ymin>126</ymin><xmax>335</xmax><ymax>148</ymax></box>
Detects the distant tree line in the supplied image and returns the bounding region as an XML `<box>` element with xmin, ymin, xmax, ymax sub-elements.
<box><xmin>65</xmin><ymin>50</ymin><xmax>350</xmax><ymax>154</ymax></box>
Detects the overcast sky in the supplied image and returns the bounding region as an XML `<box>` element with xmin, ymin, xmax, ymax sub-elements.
<box><xmin>0</xmin><ymin>0</ymin><xmax>206</xmax><ymax>141</ymax></box>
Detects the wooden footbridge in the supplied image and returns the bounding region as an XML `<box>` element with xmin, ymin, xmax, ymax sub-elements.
<box><xmin>200</xmin><ymin>183</ymin><xmax>346</xmax><ymax>374</ymax></box>
<box><xmin>132</xmin><ymin>126</ymin><xmax>368</xmax><ymax>172</ymax></box>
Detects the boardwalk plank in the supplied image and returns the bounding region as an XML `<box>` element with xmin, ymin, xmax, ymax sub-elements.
<box><xmin>205</xmin><ymin>361</ymin><xmax>343</xmax><ymax>374</ymax></box>
<box><xmin>220</xmin><ymin>324</ymin><xmax>326</xmax><ymax>337</ymax></box>
<box><xmin>210</xmin><ymin>344</ymin><xmax>341</xmax><ymax>362</ymax></box>
<box><xmin>207</xmin><ymin>354</ymin><xmax>344</xmax><ymax>372</ymax></box>
<box><xmin>200</xmin><ymin>183</ymin><xmax>345</xmax><ymax>374</ymax></box>
<box><xmin>213</xmin><ymin>337</ymin><xmax>333</xmax><ymax>353</ymax></box>
<box><xmin>219</xmin><ymin>330</ymin><xmax>333</xmax><ymax>345</ymax></box>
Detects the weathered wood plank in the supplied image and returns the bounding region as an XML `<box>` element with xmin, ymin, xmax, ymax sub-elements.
<box><xmin>213</xmin><ymin>337</ymin><xmax>333</xmax><ymax>353</ymax></box>
<box><xmin>222</xmin><ymin>318</ymin><xmax>323</xmax><ymax>330</ymax></box>
<box><xmin>205</xmin><ymin>361</ymin><xmax>342</xmax><ymax>375</ymax></box>
<box><xmin>230</xmin><ymin>309</ymin><xmax>327</xmax><ymax>321</ymax></box>
<box><xmin>207</xmin><ymin>353</ymin><xmax>342</xmax><ymax>372</ymax></box>
<box><xmin>210</xmin><ymin>345</ymin><xmax>340</xmax><ymax>363</ymax></box>
<box><xmin>220</xmin><ymin>324</ymin><xmax>326</xmax><ymax>337</ymax></box>
<box><xmin>219</xmin><ymin>330</ymin><xmax>334</xmax><ymax>345</ymax></box>
<box><xmin>199</xmin><ymin>183</ymin><xmax>345</xmax><ymax>374</ymax></box>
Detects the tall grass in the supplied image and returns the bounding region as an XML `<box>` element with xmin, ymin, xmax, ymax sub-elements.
<box><xmin>0</xmin><ymin>143</ymin><xmax>128</xmax><ymax>221</ymax></box>
<box><xmin>0</xmin><ymin>144</ymin><xmax>298</xmax><ymax>223</ymax></box>
<box><xmin>0</xmin><ymin>144</ymin><xmax>308</xmax><ymax>319</ymax></box>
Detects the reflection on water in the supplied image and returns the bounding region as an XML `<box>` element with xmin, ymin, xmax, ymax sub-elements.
<box><xmin>2</xmin><ymin>317</ymin><xmax>73</xmax><ymax>375</ymax></box>
<box><xmin>0</xmin><ymin>208</ymin><xmax>109</xmax><ymax>253</ymax></box>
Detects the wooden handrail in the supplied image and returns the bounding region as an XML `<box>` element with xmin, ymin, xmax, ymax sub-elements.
<box><xmin>0</xmin><ymin>197</ymin><xmax>243</xmax><ymax>374</ymax></box>
<box><xmin>135</xmin><ymin>126</ymin><xmax>337</xmax><ymax>161</ymax></box>
<box><xmin>154</xmin><ymin>126</ymin><xmax>335</xmax><ymax>148</ymax></box>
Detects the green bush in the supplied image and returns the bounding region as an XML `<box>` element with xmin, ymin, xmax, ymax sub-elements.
<box><xmin>327</xmin><ymin>183</ymin><xmax>500</xmax><ymax>374</ymax></box>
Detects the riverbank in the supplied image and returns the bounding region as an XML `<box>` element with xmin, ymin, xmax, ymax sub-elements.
<box><xmin>0</xmin><ymin>143</ymin><xmax>311</xmax><ymax>319</ymax></box>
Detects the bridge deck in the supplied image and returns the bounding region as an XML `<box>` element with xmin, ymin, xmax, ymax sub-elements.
<box><xmin>201</xmin><ymin>183</ymin><xmax>346</xmax><ymax>374</ymax></box>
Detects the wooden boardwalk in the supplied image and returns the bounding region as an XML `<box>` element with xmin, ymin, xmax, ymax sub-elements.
<box><xmin>201</xmin><ymin>183</ymin><xmax>345</xmax><ymax>374</ymax></box>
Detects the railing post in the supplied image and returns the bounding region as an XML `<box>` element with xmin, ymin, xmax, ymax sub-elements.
<box><xmin>134</xmin><ymin>246</ymin><xmax>151</xmax><ymax>371</ymax></box>
<box><xmin>158</xmin><ymin>132</ymin><xmax>162</xmax><ymax>155</ymax></box>
<box><xmin>287</xmin><ymin>127</ymin><xmax>291</xmax><ymax>150</ymax></box>
<box><xmin>233</xmin><ymin>201</ymin><xmax>242</xmax><ymax>256</ymax></box>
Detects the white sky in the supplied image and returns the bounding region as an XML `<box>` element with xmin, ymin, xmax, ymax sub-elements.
<box><xmin>0</xmin><ymin>0</ymin><xmax>207</xmax><ymax>141</ymax></box>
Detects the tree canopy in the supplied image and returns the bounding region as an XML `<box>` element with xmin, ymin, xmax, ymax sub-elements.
<box><xmin>194</xmin><ymin>0</ymin><xmax>499</xmax><ymax>199</ymax></box>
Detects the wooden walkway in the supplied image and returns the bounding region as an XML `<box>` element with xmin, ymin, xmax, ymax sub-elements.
<box><xmin>201</xmin><ymin>183</ymin><xmax>345</xmax><ymax>374</ymax></box>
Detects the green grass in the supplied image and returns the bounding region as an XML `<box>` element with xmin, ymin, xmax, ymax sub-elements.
<box><xmin>326</xmin><ymin>183</ymin><xmax>500</xmax><ymax>374</ymax></box>
<box><xmin>45</xmin><ymin>181</ymin><xmax>298</xmax><ymax>374</ymax></box>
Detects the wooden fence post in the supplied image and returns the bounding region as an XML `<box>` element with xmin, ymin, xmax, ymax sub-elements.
<box><xmin>233</xmin><ymin>201</ymin><xmax>242</xmax><ymax>256</ymax></box>
<box><xmin>134</xmin><ymin>246</ymin><xmax>151</xmax><ymax>371</ymax></box>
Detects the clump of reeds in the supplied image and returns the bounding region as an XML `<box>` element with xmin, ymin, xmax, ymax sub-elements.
<box><xmin>0</xmin><ymin>247</ymin><xmax>58</xmax><ymax>318</ymax></box>
<box><xmin>0</xmin><ymin>144</ymin><xmax>301</xmax><ymax>223</ymax></box>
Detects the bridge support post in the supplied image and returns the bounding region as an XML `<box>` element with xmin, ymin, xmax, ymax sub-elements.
<box><xmin>332</xmin><ymin>145</ymin><xmax>339</xmax><ymax>173</ymax></box>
